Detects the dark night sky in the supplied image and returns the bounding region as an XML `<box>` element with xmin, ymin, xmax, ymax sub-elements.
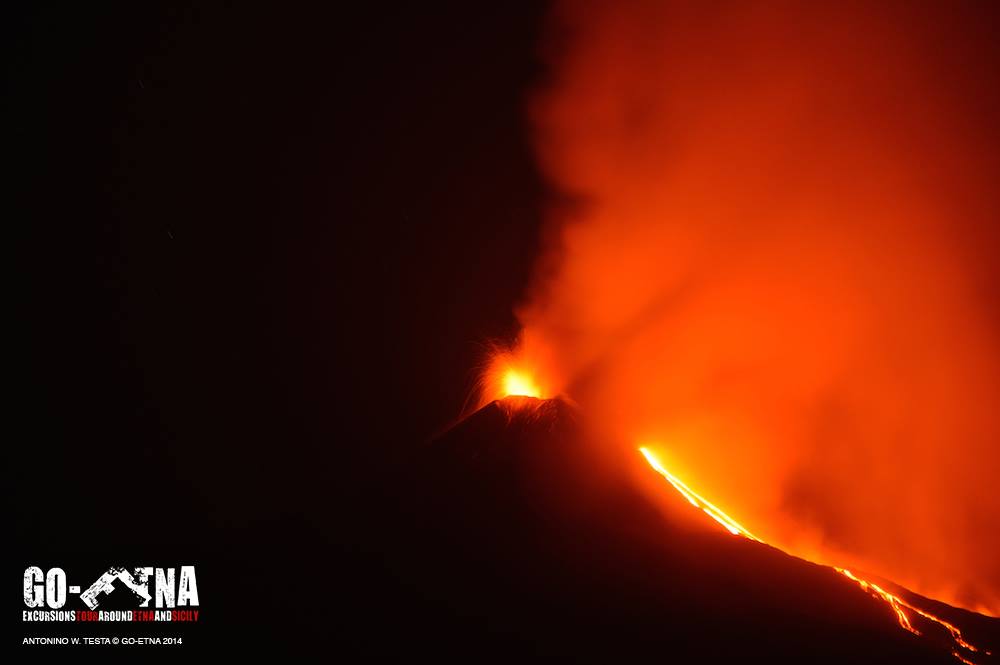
<box><xmin>12</xmin><ymin>2</ymin><xmax>546</xmax><ymax>649</ymax></box>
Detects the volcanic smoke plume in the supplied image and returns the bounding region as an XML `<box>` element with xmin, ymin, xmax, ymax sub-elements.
<box><xmin>509</xmin><ymin>1</ymin><xmax>1000</xmax><ymax>615</ymax></box>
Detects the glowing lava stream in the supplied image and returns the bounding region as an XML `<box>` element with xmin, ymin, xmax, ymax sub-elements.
<box><xmin>638</xmin><ymin>446</ymin><xmax>990</xmax><ymax>662</ymax></box>
<box><xmin>639</xmin><ymin>447</ymin><xmax>762</xmax><ymax>542</ymax></box>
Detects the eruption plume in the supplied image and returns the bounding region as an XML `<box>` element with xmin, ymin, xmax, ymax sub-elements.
<box><xmin>496</xmin><ymin>1</ymin><xmax>1000</xmax><ymax>616</ymax></box>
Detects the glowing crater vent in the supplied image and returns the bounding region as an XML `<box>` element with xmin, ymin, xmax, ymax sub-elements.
<box><xmin>503</xmin><ymin>369</ymin><xmax>541</xmax><ymax>398</ymax></box>
<box><xmin>478</xmin><ymin>342</ymin><xmax>550</xmax><ymax>406</ymax></box>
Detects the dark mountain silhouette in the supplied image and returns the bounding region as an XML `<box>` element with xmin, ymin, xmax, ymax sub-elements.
<box><xmin>380</xmin><ymin>396</ymin><xmax>998</xmax><ymax>664</ymax></box>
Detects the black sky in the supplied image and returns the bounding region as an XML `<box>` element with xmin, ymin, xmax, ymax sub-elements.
<box><xmin>13</xmin><ymin>2</ymin><xmax>545</xmax><ymax>649</ymax></box>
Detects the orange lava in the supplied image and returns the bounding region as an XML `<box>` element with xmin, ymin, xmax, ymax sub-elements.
<box><xmin>503</xmin><ymin>369</ymin><xmax>541</xmax><ymax>399</ymax></box>
<box><xmin>639</xmin><ymin>446</ymin><xmax>989</xmax><ymax>662</ymax></box>
<box><xmin>639</xmin><ymin>447</ymin><xmax>760</xmax><ymax>542</ymax></box>
<box><xmin>835</xmin><ymin>566</ymin><xmax>918</xmax><ymax>636</ymax></box>
<box><xmin>476</xmin><ymin>337</ymin><xmax>557</xmax><ymax>408</ymax></box>
<box><xmin>835</xmin><ymin>567</ymin><xmax>990</xmax><ymax>658</ymax></box>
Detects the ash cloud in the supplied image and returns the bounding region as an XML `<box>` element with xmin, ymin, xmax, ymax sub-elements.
<box><xmin>519</xmin><ymin>1</ymin><xmax>1000</xmax><ymax>614</ymax></box>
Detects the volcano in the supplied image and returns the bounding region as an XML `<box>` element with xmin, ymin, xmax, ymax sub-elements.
<box><xmin>383</xmin><ymin>396</ymin><xmax>998</xmax><ymax>663</ymax></box>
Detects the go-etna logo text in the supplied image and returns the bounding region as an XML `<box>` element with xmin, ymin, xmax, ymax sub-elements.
<box><xmin>23</xmin><ymin>566</ymin><xmax>200</xmax><ymax>623</ymax></box>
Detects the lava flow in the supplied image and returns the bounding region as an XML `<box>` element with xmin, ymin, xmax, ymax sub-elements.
<box><xmin>639</xmin><ymin>446</ymin><xmax>990</xmax><ymax>663</ymax></box>
<box><xmin>639</xmin><ymin>447</ymin><xmax>761</xmax><ymax>542</ymax></box>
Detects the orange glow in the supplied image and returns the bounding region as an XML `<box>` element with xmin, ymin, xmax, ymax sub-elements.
<box><xmin>639</xmin><ymin>447</ymin><xmax>760</xmax><ymax>542</ymax></box>
<box><xmin>503</xmin><ymin>369</ymin><xmax>541</xmax><ymax>399</ymax></box>
<box><xmin>475</xmin><ymin>333</ymin><xmax>561</xmax><ymax>408</ymax></box>
<box><xmin>835</xmin><ymin>566</ymin><xmax>918</xmax><ymax>636</ymax></box>
<box><xmin>514</xmin><ymin>0</ymin><xmax>1000</xmax><ymax>617</ymax></box>
<box><xmin>640</xmin><ymin>445</ymin><xmax>989</xmax><ymax>661</ymax></box>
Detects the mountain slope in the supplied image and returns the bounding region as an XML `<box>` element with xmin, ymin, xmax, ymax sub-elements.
<box><xmin>384</xmin><ymin>396</ymin><xmax>997</xmax><ymax>663</ymax></box>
